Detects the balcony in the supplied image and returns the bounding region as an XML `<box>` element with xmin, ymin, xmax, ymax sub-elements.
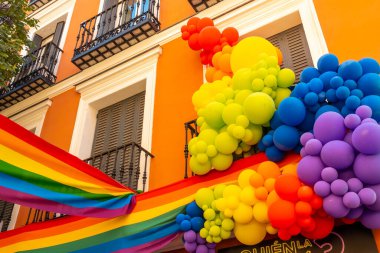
<box><xmin>0</xmin><ymin>42</ymin><xmax>62</xmax><ymax>111</ymax></box>
<box><xmin>187</xmin><ymin>0</ymin><xmax>224</xmax><ymax>12</ymax></box>
<box><xmin>29</xmin><ymin>0</ymin><xmax>52</xmax><ymax>11</ymax></box>
<box><xmin>72</xmin><ymin>0</ymin><xmax>160</xmax><ymax>70</ymax></box>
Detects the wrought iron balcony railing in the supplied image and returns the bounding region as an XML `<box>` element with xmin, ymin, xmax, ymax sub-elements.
<box><xmin>0</xmin><ymin>200</ymin><xmax>14</xmax><ymax>232</ymax></box>
<box><xmin>72</xmin><ymin>0</ymin><xmax>160</xmax><ymax>70</ymax></box>
<box><xmin>184</xmin><ymin>119</ymin><xmax>199</xmax><ymax>178</ymax></box>
<box><xmin>29</xmin><ymin>0</ymin><xmax>52</xmax><ymax>10</ymax></box>
<box><xmin>0</xmin><ymin>42</ymin><xmax>62</xmax><ymax>111</ymax></box>
<box><xmin>187</xmin><ymin>0</ymin><xmax>224</xmax><ymax>12</ymax></box>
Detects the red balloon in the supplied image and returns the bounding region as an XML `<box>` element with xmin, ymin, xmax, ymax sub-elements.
<box><xmin>197</xmin><ymin>17</ymin><xmax>214</xmax><ymax>32</ymax></box>
<box><xmin>187</xmin><ymin>17</ymin><xmax>200</xmax><ymax>27</ymax></box>
<box><xmin>199</xmin><ymin>27</ymin><xmax>221</xmax><ymax>51</ymax></box>
<box><xmin>310</xmin><ymin>195</ymin><xmax>323</xmax><ymax>209</ymax></box>
<box><xmin>181</xmin><ymin>25</ymin><xmax>188</xmax><ymax>33</ymax></box>
<box><xmin>188</xmin><ymin>33</ymin><xmax>202</xmax><ymax>51</ymax></box>
<box><xmin>275</xmin><ymin>174</ymin><xmax>301</xmax><ymax>202</ymax></box>
<box><xmin>278</xmin><ymin>229</ymin><xmax>291</xmax><ymax>240</ymax></box>
<box><xmin>295</xmin><ymin>201</ymin><xmax>312</xmax><ymax>217</ymax></box>
<box><xmin>182</xmin><ymin>31</ymin><xmax>190</xmax><ymax>40</ymax></box>
<box><xmin>301</xmin><ymin>216</ymin><xmax>334</xmax><ymax>239</ymax></box>
<box><xmin>212</xmin><ymin>44</ymin><xmax>222</xmax><ymax>53</ymax></box>
<box><xmin>268</xmin><ymin>199</ymin><xmax>296</xmax><ymax>229</ymax></box>
<box><xmin>188</xmin><ymin>25</ymin><xmax>197</xmax><ymax>34</ymax></box>
<box><xmin>222</xmin><ymin>27</ymin><xmax>239</xmax><ymax>44</ymax></box>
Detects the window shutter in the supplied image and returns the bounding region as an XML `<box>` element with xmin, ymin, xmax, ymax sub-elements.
<box><xmin>52</xmin><ymin>21</ymin><xmax>65</xmax><ymax>46</ymax></box>
<box><xmin>91</xmin><ymin>91</ymin><xmax>145</xmax><ymax>189</ymax></box>
<box><xmin>0</xmin><ymin>200</ymin><xmax>14</xmax><ymax>232</ymax></box>
<box><xmin>97</xmin><ymin>0</ymin><xmax>119</xmax><ymax>37</ymax></box>
<box><xmin>31</xmin><ymin>34</ymin><xmax>43</xmax><ymax>51</ymax></box>
<box><xmin>267</xmin><ymin>24</ymin><xmax>313</xmax><ymax>82</ymax></box>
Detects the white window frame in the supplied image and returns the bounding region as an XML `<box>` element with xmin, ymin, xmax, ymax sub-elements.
<box><xmin>1</xmin><ymin>99</ymin><xmax>51</xmax><ymax>231</ymax></box>
<box><xmin>69</xmin><ymin>46</ymin><xmax>161</xmax><ymax>191</ymax></box>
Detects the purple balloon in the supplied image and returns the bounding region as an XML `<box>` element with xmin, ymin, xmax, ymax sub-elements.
<box><xmin>305</xmin><ymin>139</ymin><xmax>323</xmax><ymax>156</ymax></box>
<box><xmin>331</xmin><ymin>179</ymin><xmax>349</xmax><ymax>196</ymax></box>
<box><xmin>347</xmin><ymin>178</ymin><xmax>364</xmax><ymax>193</ymax></box>
<box><xmin>184</xmin><ymin>230</ymin><xmax>197</xmax><ymax>242</ymax></box>
<box><xmin>321</xmin><ymin>167</ymin><xmax>339</xmax><ymax>183</ymax></box>
<box><xmin>300</xmin><ymin>132</ymin><xmax>314</xmax><ymax>146</ymax></box>
<box><xmin>320</xmin><ymin>140</ymin><xmax>355</xmax><ymax>170</ymax></box>
<box><xmin>208</xmin><ymin>250</ymin><xmax>216</xmax><ymax>253</ymax></box>
<box><xmin>185</xmin><ymin>241</ymin><xmax>198</xmax><ymax>252</ymax></box>
<box><xmin>313</xmin><ymin>112</ymin><xmax>346</xmax><ymax>144</ymax></box>
<box><xmin>354</xmin><ymin>153</ymin><xmax>380</xmax><ymax>185</ymax></box>
<box><xmin>206</xmin><ymin>243</ymin><xmax>216</xmax><ymax>249</ymax></box>
<box><xmin>314</xmin><ymin>180</ymin><xmax>331</xmax><ymax>197</ymax></box>
<box><xmin>196</xmin><ymin>245</ymin><xmax>209</xmax><ymax>253</ymax></box>
<box><xmin>361</xmin><ymin>210</ymin><xmax>380</xmax><ymax>229</ymax></box>
<box><xmin>346</xmin><ymin>206</ymin><xmax>364</xmax><ymax>219</ymax></box>
<box><xmin>367</xmin><ymin>184</ymin><xmax>380</xmax><ymax>211</ymax></box>
<box><xmin>352</xmin><ymin>123</ymin><xmax>380</xmax><ymax>155</ymax></box>
<box><xmin>300</xmin><ymin>147</ymin><xmax>307</xmax><ymax>157</ymax></box>
<box><xmin>338</xmin><ymin>169</ymin><xmax>355</xmax><ymax>181</ymax></box>
<box><xmin>297</xmin><ymin>155</ymin><xmax>324</xmax><ymax>186</ymax></box>
<box><xmin>343</xmin><ymin>131</ymin><xmax>353</xmax><ymax>146</ymax></box>
<box><xmin>343</xmin><ymin>192</ymin><xmax>361</xmax><ymax>208</ymax></box>
<box><xmin>344</xmin><ymin>114</ymin><xmax>361</xmax><ymax>130</ymax></box>
<box><xmin>362</xmin><ymin>118</ymin><xmax>378</xmax><ymax>124</ymax></box>
<box><xmin>323</xmin><ymin>194</ymin><xmax>350</xmax><ymax>218</ymax></box>
<box><xmin>196</xmin><ymin>233</ymin><xmax>206</xmax><ymax>244</ymax></box>
<box><xmin>358</xmin><ymin>188</ymin><xmax>377</xmax><ymax>206</ymax></box>
<box><xmin>356</xmin><ymin>105</ymin><xmax>372</xmax><ymax>120</ymax></box>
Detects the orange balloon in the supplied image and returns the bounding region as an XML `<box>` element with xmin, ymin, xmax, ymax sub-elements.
<box><xmin>187</xmin><ymin>17</ymin><xmax>200</xmax><ymax>27</ymax></box>
<box><xmin>297</xmin><ymin>186</ymin><xmax>314</xmax><ymax>202</ymax></box>
<box><xmin>295</xmin><ymin>201</ymin><xmax>312</xmax><ymax>217</ymax></box>
<box><xmin>276</xmin><ymin>47</ymin><xmax>283</xmax><ymax>65</ymax></box>
<box><xmin>222</xmin><ymin>27</ymin><xmax>239</xmax><ymax>44</ymax></box>
<box><xmin>212</xmin><ymin>70</ymin><xmax>225</xmax><ymax>81</ymax></box>
<box><xmin>212</xmin><ymin>52</ymin><xmax>222</xmax><ymax>68</ymax></box>
<box><xmin>255</xmin><ymin>186</ymin><xmax>268</xmax><ymax>201</ymax></box>
<box><xmin>275</xmin><ymin>174</ymin><xmax>301</xmax><ymax>202</ymax></box>
<box><xmin>205</xmin><ymin>67</ymin><xmax>216</xmax><ymax>83</ymax></box>
<box><xmin>219</xmin><ymin>53</ymin><xmax>232</xmax><ymax>73</ymax></box>
<box><xmin>268</xmin><ymin>199</ymin><xmax>296</xmax><ymax>229</ymax></box>
<box><xmin>222</xmin><ymin>45</ymin><xmax>233</xmax><ymax>54</ymax></box>
<box><xmin>264</xmin><ymin>178</ymin><xmax>276</xmax><ymax>192</ymax></box>
<box><xmin>257</xmin><ymin>161</ymin><xmax>281</xmax><ymax>180</ymax></box>
<box><xmin>249</xmin><ymin>172</ymin><xmax>264</xmax><ymax>188</ymax></box>
<box><xmin>281</xmin><ymin>164</ymin><xmax>297</xmax><ymax>175</ymax></box>
<box><xmin>197</xmin><ymin>17</ymin><xmax>214</xmax><ymax>32</ymax></box>
<box><xmin>266</xmin><ymin>190</ymin><xmax>280</xmax><ymax>207</ymax></box>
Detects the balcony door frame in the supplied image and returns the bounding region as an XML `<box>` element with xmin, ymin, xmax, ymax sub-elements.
<box><xmin>69</xmin><ymin>46</ymin><xmax>161</xmax><ymax>191</ymax></box>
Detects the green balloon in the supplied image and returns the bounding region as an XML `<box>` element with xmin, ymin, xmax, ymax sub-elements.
<box><xmin>198</xmin><ymin>129</ymin><xmax>218</xmax><ymax>145</ymax></box>
<box><xmin>222</xmin><ymin>103</ymin><xmax>243</xmax><ymax>125</ymax></box>
<box><xmin>195</xmin><ymin>188</ymin><xmax>215</xmax><ymax>208</ymax></box>
<box><xmin>252</xmin><ymin>78</ymin><xmax>264</xmax><ymax>92</ymax></box>
<box><xmin>243</xmin><ymin>92</ymin><xmax>275</xmax><ymax>125</ymax></box>
<box><xmin>215</xmin><ymin>132</ymin><xmax>238</xmax><ymax>155</ymax></box>
<box><xmin>211</xmin><ymin>153</ymin><xmax>233</xmax><ymax>171</ymax></box>
<box><xmin>203</xmin><ymin>102</ymin><xmax>225</xmax><ymax>129</ymax></box>
<box><xmin>190</xmin><ymin>156</ymin><xmax>211</xmax><ymax>175</ymax></box>
<box><xmin>232</xmin><ymin>68</ymin><xmax>253</xmax><ymax>91</ymax></box>
<box><xmin>234</xmin><ymin>89</ymin><xmax>252</xmax><ymax>105</ymax></box>
<box><xmin>277</xmin><ymin>68</ymin><xmax>295</xmax><ymax>88</ymax></box>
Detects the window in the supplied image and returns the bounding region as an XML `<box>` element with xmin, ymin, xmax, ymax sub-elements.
<box><xmin>89</xmin><ymin>92</ymin><xmax>145</xmax><ymax>189</ymax></box>
<box><xmin>0</xmin><ymin>201</ymin><xmax>14</xmax><ymax>232</ymax></box>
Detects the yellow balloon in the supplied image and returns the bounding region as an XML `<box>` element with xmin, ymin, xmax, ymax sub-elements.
<box><xmin>234</xmin><ymin>219</ymin><xmax>267</xmax><ymax>245</ymax></box>
<box><xmin>266</xmin><ymin>224</ymin><xmax>278</xmax><ymax>235</ymax></box>
<box><xmin>274</xmin><ymin>88</ymin><xmax>291</xmax><ymax>108</ymax></box>
<box><xmin>233</xmin><ymin>203</ymin><xmax>253</xmax><ymax>224</ymax></box>
<box><xmin>240</xmin><ymin>186</ymin><xmax>258</xmax><ymax>206</ymax></box>
<box><xmin>215</xmin><ymin>198</ymin><xmax>227</xmax><ymax>211</ymax></box>
<box><xmin>252</xmin><ymin>201</ymin><xmax>269</xmax><ymax>223</ymax></box>
<box><xmin>213</xmin><ymin>184</ymin><xmax>226</xmax><ymax>199</ymax></box>
<box><xmin>195</xmin><ymin>188</ymin><xmax>215</xmax><ymax>208</ymax></box>
<box><xmin>230</xmin><ymin>37</ymin><xmax>277</xmax><ymax>73</ymax></box>
<box><xmin>238</xmin><ymin>169</ymin><xmax>256</xmax><ymax>188</ymax></box>
<box><xmin>223</xmin><ymin>185</ymin><xmax>242</xmax><ymax>198</ymax></box>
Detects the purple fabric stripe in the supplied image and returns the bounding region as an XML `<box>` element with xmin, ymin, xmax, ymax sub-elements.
<box><xmin>0</xmin><ymin>186</ymin><xmax>135</xmax><ymax>218</ymax></box>
<box><xmin>113</xmin><ymin>233</ymin><xmax>179</xmax><ymax>253</ymax></box>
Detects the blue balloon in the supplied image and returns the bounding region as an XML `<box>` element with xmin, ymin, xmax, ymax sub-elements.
<box><xmin>333</xmin><ymin>101</ymin><xmax>345</xmax><ymax>110</ymax></box>
<box><xmin>330</xmin><ymin>76</ymin><xmax>344</xmax><ymax>89</ymax></box>
<box><xmin>180</xmin><ymin>220</ymin><xmax>192</xmax><ymax>231</ymax></box>
<box><xmin>186</xmin><ymin>201</ymin><xmax>203</xmax><ymax>218</ymax></box>
<box><xmin>326</xmin><ymin>89</ymin><xmax>338</xmax><ymax>103</ymax></box>
<box><xmin>315</xmin><ymin>105</ymin><xmax>340</xmax><ymax>119</ymax></box>
<box><xmin>176</xmin><ymin>213</ymin><xmax>186</xmax><ymax>224</ymax></box>
<box><xmin>300</xmin><ymin>67</ymin><xmax>320</xmax><ymax>83</ymax></box>
<box><xmin>270</xmin><ymin>111</ymin><xmax>282</xmax><ymax>129</ymax></box>
<box><xmin>351</xmin><ymin>89</ymin><xmax>364</xmax><ymax>99</ymax></box>
<box><xmin>273</xmin><ymin>125</ymin><xmax>300</xmax><ymax>151</ymax></box>
<box><xmin>344</xmin><ymin>80</ymin><xmax>357</xmax><ymax>90</ymax></box>
<box><xmin>258</xmin><ymin>140</ymin><xmax>266</xmax><ymax>151</ymax></box>
<box><xmin>309</xmin><ymin>103</ymin><xmax>321</xmax><ymax>113</ymax></box>
<box><xmin>338</xmin><ymin>60</ymin><xmax>363</xmax><ymax>81</ymax></box>
<box><xmin>190</xmin><ymin>217</ymin><xmax>204</xmax><ymax>232</ymax></box>
<box><xmin>336</xmin><ymin>86</ymin><xmax>350</xmax><ymax>100</ymax></box>
<box><xmin>345</xmin><ymin>95</ymin><xmax>361</xmax><ymax>110</ymax></box>
<box><xmin>358</xmin><ymin>73</ymin><xmax>380</xmax><ymax>96</ymax></box>
<box><xmin>341</xmin><ymin>106</ymin><xmax>354</xmax><ymax>117</ymax></box>
<box><xmin>304</xmin><ymin>92</ymin><xmax>319</xmax><ymax>106</ymax></box>
<box><xmin>278</xmin><ymin>97</ymin><xmax>306</xmax><ymax>126</ymax></box>
<box><xmin>318</xmin><ymin>91</ymin><xmax>326</xmax><ymax>103</ymax></box>
<box><xmin>319</xmin><ymin>71</ymin><xmax>337</xmax><ymax>90</ymax></box>
<box><xmin>309</xmin><ymin>78</ymin><xmax>324</xmax><ymax>93</ymax></box>
<box><xmin>262</xmin><ymin>134</ymin><xmax>274</xmax><ymax>147</ymax></box>
<box><xmin>361</xmin><ymin>95</ymin><xmax>380</xmax><ymax>122</ymax></box>
<box><xmin>292</xmin><ymin>82</ymin><xmax>309</xmax><ymax>98</ymax></box>
<box><xmin>265</xmin><ymin>146</ymin><xmax>285</xmax><ymax>162</ymax></box>
<box><xmin>297</xmin><ymin>111</ymin><xmax>315</xmax><ymax>132</ymax></box>
<box><xmin>317</xmin><ymin>53</ymin><xmax>339</xmax><ymax>73</ymax></box>
<box><xmin>359</xmin><ymin>58</ymin><xmax>380</xmax><ymax>74</ymax></box>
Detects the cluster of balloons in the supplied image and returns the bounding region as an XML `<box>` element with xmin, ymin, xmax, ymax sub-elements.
<box><xmin>176</xmin><ymin>201</ymin><xmax>205</xmax><ymax>232</ymax></box>
<box><xmin>268</xmin><ymin>166</ymin><xmax>334</xmax><ymax>240</ymax></box>
<box><xmin>194</xmin><ymin>186</ymin><xmax>235</xmax><ymax>244</ymax></box>
<box><xmin>183</xmin><ymin>230</ymin><xmax>216</xmax><ymax>253</ymax></box>
<box><xmin>189</xmin><ymin>37</ymin><xmax>296</xmax><ymax>175</ymax></box>
<box><xmin>205</xmin><ymin>45</ymin><xmax>233</xmax><ymax>83</ymax></box>
<box><xmin>181</xmin><ymin>17</ymin><xmax>239</xmax><ymax>66</ymax></box>
<box><xmin>260</xmin><ymin>54</ymin><xmax>380</xmax><ymax>162</ymax></box>
<box><xmin>297</xmin><ymin>106</ymin><xmax>380</xmax><ymax>229</ymax></box>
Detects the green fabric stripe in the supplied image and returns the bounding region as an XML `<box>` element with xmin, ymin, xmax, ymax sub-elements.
<box><xmin>0</xmin><ymin>160</ymin><xmax>117</xmax><ymax>201</ymax></box>
<box><xmin>19</xmin><ymin>206</ymin><xmax>184</xmax><ymax>253</ymax></box>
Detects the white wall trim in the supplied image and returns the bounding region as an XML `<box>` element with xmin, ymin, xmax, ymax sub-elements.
<box><xmin>5</xmin><ymin>99</ymin><xmax>52</xmax><ymax>231</ymax></box>
<box><xmin>69</xmin><ymin>46</ymin><xmax>161</xmax><ymax>191</ymax></box>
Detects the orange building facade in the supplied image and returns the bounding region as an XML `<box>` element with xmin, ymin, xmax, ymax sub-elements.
<box><xmin>1</xmin><ymin>0</ymin><xmax>380</xmax><ymax>251</ymax></box>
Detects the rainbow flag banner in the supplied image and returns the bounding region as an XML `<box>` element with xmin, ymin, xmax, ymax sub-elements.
<box><xmin>0</xmin><ymin>153</ymin><xmax>299</xmax><ymax>252</ymax></box>
<box><xmin>0</xmin><ymin>115</ymin><xmax>136</xmax><ymax>218</ymax></box>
